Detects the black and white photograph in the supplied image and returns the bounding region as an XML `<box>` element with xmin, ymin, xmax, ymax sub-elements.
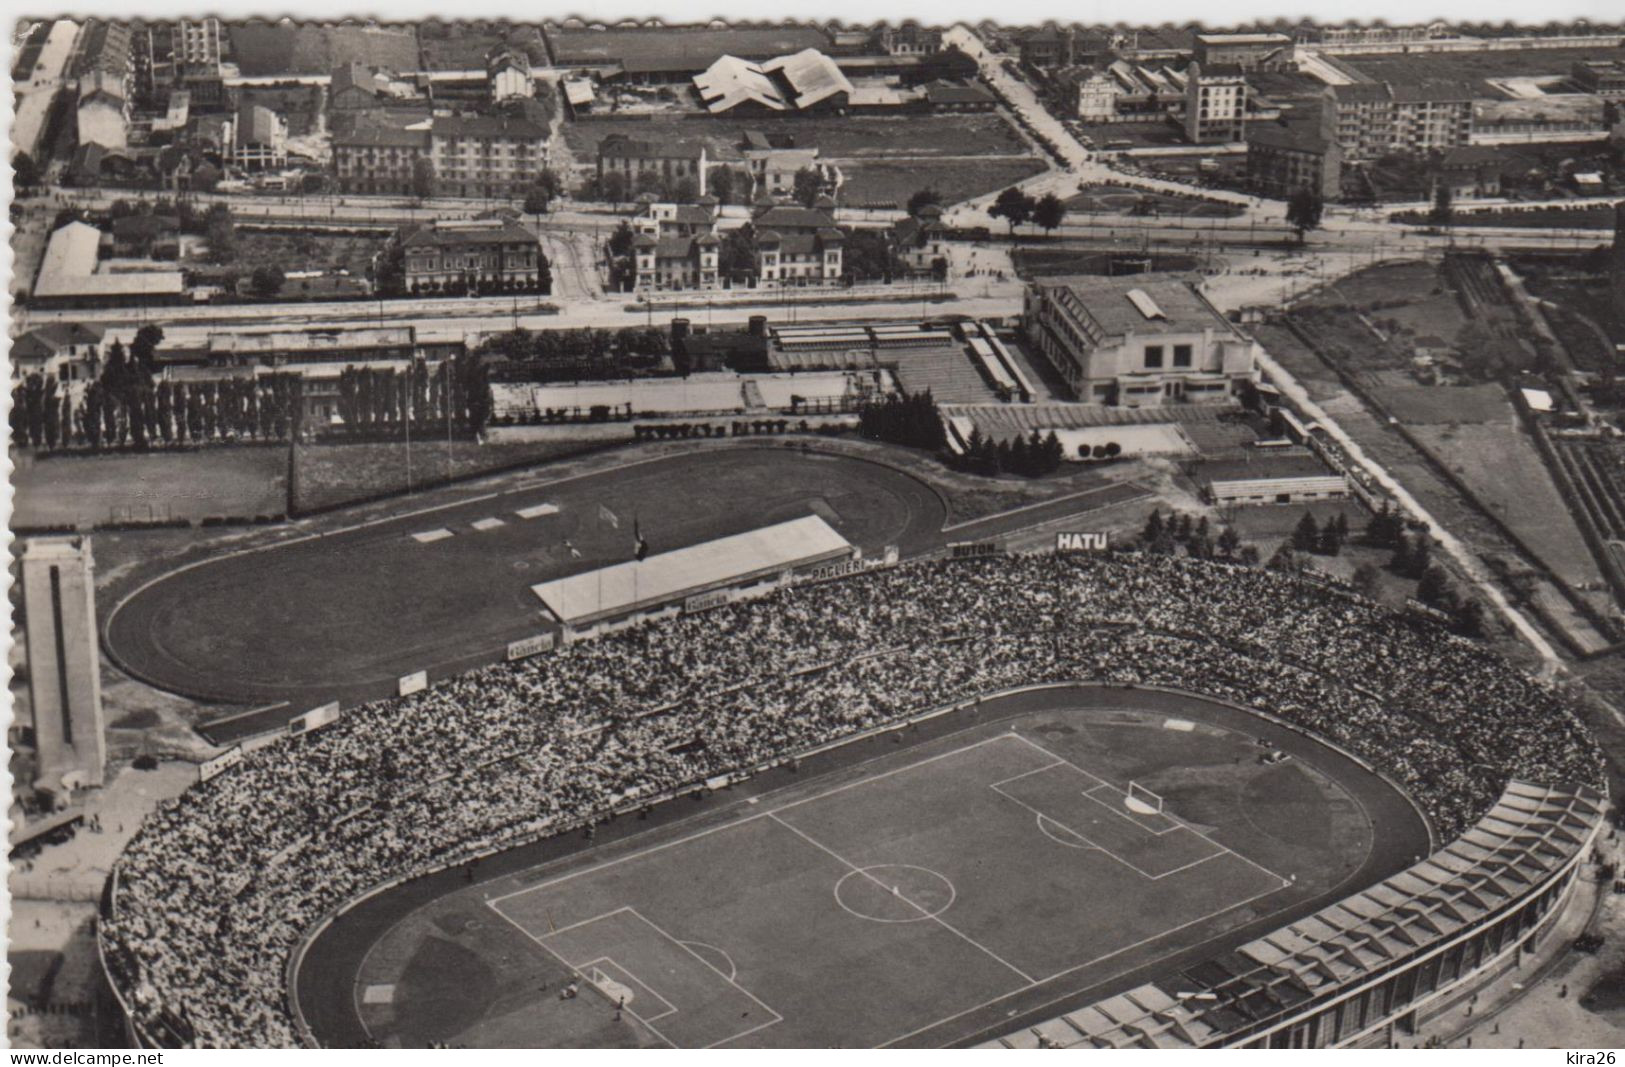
<box><xmin>5</xmin><ymin>0</ymin><xmax>1625</xmax><ymax>1051</ymax></box>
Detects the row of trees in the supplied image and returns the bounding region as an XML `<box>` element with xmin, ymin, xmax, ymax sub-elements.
<box><xmin>953</xmin><ymin>425</ymin><xmax>1066</xmax><ymax>477</ymax></box>
<box><xmin>1290</xmin><ymin>510</ymin><xmax>1351</xmax><ymax>557</ymax></box>
<box><xmin>476</xmin><ymin>325</ymin><xmax>673</xmax><ymax>381</ymax></box>
<box><xmin>1142</xmin><ymin>510</ymin><xmax>1252</xmax><ymax>563</ymax></box>
<box><xmin>330</xmin><ymin>354</ymin><xmax>492</xmax><ymax>436</ymax></box>
<box><xmin>11</xmin><ymin>360</ymin><xmax>305</xmax><ymax>453</ymax></box>
<box><xmin>857</xmin><ymin>390</ymin><xmax>945</xmax><ymax>451</ymax></box>
<box><xmin>989</xmin><ymin>187</ymin><xmax>1067</xmax><ymax>237</ymax></box>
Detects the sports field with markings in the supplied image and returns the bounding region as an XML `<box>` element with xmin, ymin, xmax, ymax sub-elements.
<box><xmin>328</xmin><ymin>687</ymin><xmax>1425</xmax><ymax>1049</ymax></box>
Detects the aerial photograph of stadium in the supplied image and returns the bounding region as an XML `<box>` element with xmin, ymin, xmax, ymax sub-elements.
<box><xmin>6</xmin><ymin>0</ymin><xmax>1625</xmax><ymax>1053</ymax></box>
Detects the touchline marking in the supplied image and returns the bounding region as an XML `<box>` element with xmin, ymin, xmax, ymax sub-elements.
<box><xmin>1006</xmin><ymin>732</ymin><xmax>1292</xmax><ymax>889</ymax></box>
<box><xmin>767</xmin><ymin>812</ymin><xmax>1038</xmax><ymax>986</ymax></box>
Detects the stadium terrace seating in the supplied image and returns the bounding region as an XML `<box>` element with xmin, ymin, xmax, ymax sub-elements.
<box><xmin>102</xmin><ymin>553</ymin><xmax>1604</xmax><ymax>1047</ymax></box>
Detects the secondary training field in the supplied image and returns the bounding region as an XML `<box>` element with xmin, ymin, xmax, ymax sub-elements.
<box><xmin>103</xmin><ymin>448</ymin><xmax>947</xmax><ymax>732</ymax></box>
<box><xmin>325</xmin><ymin>687</ymin><xmax>1425</xmax><ymax>1049</ymax></box>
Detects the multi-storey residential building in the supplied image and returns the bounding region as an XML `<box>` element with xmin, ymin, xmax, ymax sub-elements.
<box><xmin>1329</xmin><ymin>81</ymin><xmax>1475</xmax><ymax>160</ymax></box>
<box><xmin>333</xmin><ymin>111</ymin><xmax>549</xmax><ymax>197</ymax></box>
<box><xmin>1246</xmin><ymin>100</ymin><xmax>1342</xmax><ymax>200</ymax></box>
<box><xmin>1183</xmin><ymin>63</ymin><xmax>1248</xmax><ymax>144</ymax></box>
<box><xmin>1390</xmin><ymin>84</ymin><xmax>1475</xmax><ymax>154</ymax></box>
<box><xmin>171</xmin><ymin>17</ymin><xmax>225</xmax><ymax>104</ymax></box>
<box><xmin>628</xmin><ymin>201</ymin><xmax>722</xmax><ymax>291</ymax></box>
<box><xmin>401</xmin><ymin>217</ymin><xmax>544</xmax><ymax>292</ymax></box>
<box><xmin>428</xmin><ymin>113</ymin><xmax>550</xmax><ymax>199</ymax></box>
<box><xmin>752</xmin><ymin>203</ymin><xmax>845</xmax><ymax>285</ymax></box>
<box><xmin>1329</xmin><ymin>82</ymin><xmax>1395</xmax><ymax>161</ymax></box>
<box><xmin>598</xmin><ymin>135</ymin><xmax>709</xmax><ymax>197</ymax></box>
<box><xmin>1022</xmin><ymin>275</ymin><xmax>1259</xmax><ymax>404</ymax></box>
<box><xmin>1193</xmin><ymin>33</ymin><xmax>1295</xmax><ymax>71</ymax></box>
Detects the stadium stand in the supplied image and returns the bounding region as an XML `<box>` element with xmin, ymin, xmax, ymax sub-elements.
<box><xmin>100</xmin><ymin>553</ymin><xmax>1605</xmax><ymax>1048</ymax></box>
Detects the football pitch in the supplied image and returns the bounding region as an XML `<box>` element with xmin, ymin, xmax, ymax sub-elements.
<box><xmin>488</xmin><ymin>732</ymin><xmax>1287</xmax><ymax>1048</ymax></box>
<box><xmin>327</xmin><ymin>689</ymin><xmax>1419</xmax><ymax>1049</ymax></box>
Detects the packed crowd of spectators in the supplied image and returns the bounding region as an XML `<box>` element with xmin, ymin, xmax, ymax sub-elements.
<box><xmin>101</xmin><ymin>552</ymin><xmax>1604</xmax><ymax>1047</ymax></box>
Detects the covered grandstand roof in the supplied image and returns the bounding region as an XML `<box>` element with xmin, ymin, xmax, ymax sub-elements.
<box><xmin>531</xmin><ymin>514</ymin><xmax>853</xmax><ymax>627</ymax></box>
<box><xmin>982</xmin><ymin>780</ymin><xmax>1604</xmax><ymax>1049</ymax></box>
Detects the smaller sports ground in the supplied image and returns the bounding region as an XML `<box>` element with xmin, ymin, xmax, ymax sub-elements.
<box><xmin>327</xmin><ymin>688</ymin><xmax>1424</xmax><ymax>1049</ymax></box>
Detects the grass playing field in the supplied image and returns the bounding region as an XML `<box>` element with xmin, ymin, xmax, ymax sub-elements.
<box><xmin>319</xmin><ymin>686</ymin><xmax>1425</xmax><ymax>1049</ymax></box>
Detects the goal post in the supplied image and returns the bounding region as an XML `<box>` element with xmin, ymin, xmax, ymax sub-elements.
<box><xmin>1126</xmin><ymin>780</ymin><xmax>1165</xmax><ymax>815</ymax></box>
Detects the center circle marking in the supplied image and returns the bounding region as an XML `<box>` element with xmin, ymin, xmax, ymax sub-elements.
<box><xmin>833</xmin><ymin>864</ymin><xmax>956</xmax><ymax>923</ymax></box>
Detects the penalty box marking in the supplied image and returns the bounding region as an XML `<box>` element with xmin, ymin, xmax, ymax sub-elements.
<box><xmin>487</xmin><ymin>902</ymin><xmax>783</xmax><ymax>1049</ymax></box>
<box><xmin>1004</xmin><ymin>733</ymin><xmax>1292</xmax><ymax>889</ymax></box>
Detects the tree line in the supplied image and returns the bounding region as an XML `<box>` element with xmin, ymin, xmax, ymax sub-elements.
<box><xmin>330</xmin><ymin>354</ymin><xmax>492</xmax><ymax>436</ymax></box>
<box><xmin>10</xmin><ymin>330</ymin><xmax>305</xmax><ymax>451</ymax></box>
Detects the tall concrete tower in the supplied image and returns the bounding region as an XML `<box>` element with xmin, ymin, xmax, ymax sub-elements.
<box><xmin>21</xmin><ymin>537</ymin><xmax>106</xmax><ymax>791</ymax></box>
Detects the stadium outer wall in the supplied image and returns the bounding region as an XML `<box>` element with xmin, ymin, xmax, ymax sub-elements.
<box><xmin>278</xmin><ymin>680</ymin><xmax>1431</xmax><ymax>1050</ymax></box>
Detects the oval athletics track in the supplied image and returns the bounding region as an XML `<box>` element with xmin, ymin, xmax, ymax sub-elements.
<box><xmin>103</xmin><ymin>448</ymin><xmax>949</xmax><ymax>725</ymax></box>
<box><xmin>293</xmin><ymin>685</ymin><xmax>1430</xmax><ymax>1050</ymax></box>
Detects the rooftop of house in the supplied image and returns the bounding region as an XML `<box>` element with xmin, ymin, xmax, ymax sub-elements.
<box><xmin>599</xmin><ymin>133</ymin><xmax>706</xmax><ymax>160</ymax></box>
<box><xmin>401</xmin><ymin>217</ymin><xmax>538</xmax><ymax>248</ymax></box>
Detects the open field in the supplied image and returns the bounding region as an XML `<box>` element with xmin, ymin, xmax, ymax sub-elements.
<box><xmin>292</xmin><ymin>437</ymin><xmax>612</xmax><ymax>513</ymax></box>
<box><xmin>106</xmin><ymin>448</ymin><xmax>949</xmax><ymax>722</ymax></box>
<box><xmin>1338</xmin><ymin>46</ymin><xmax>1625</xmax><ymax>85</ymax></box>
<box><xmin>1408</xmin><ymin>420</ymin><xmax>1603</xmax><ymax>591</ymax></box>
<box><xmin>309</xmin><ymin>685</ymin><xmax>1423</xmax><ymax>1048</ymax></box>
<box><xmin>209</xmin><ymin>231</ymin><xmax>389</xmax><ymax>276</ymax></box>
<box><xmin>815</xmin><ymin>157</ymin><xmax>1048</xmax><ymax>209</ymax></box>
<box><xmin>12</xmin><ymin>447</ymin><xmax>287</xmax><ymax>528</ymax></box>
<box><xmin>1065</xmin><ymin>185</ymin><xmax>1244</xmax><ymax>219</ymax></box>
<box><xmin>562</xmin><ymin>113</ymin><xmax>1031</xmax><ymax>163</ymax></box>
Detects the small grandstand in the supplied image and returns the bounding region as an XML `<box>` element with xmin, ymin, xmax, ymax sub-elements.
<box><xmin>489</xmin><ymin>370</ymin><xmax>894</xmax><ymax>422</ymax></box>
<box><xmin>529</xmin><ymin>514</ymin><xmax>858</xmax><ymax>640</ymax></box>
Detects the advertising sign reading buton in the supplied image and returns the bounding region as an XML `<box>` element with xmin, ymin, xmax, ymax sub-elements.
<box><xmin>287</xmin><ymin>701</ymin><xmax>342</xmax><ymax>736</ymax></box>
<box><xmin>198</xmin><ymin>746</ymin><xmax>245</xmax><ymax>783</ymax></box>
<box><xmin>949</xmin><ymin>541</ymin><xmax>1003</xmax><ymax>559</ymax></box>
<box><xmin>1056</xmin><ymin>531</ymin><xmax>1109</xmax><ymax>553</ymax></box>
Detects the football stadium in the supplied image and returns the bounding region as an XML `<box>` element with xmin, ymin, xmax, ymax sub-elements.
<box><xmin>96</xmin><ymin>499</ymin><xmax>1608</xmax><ymax>1048</ymax></box>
